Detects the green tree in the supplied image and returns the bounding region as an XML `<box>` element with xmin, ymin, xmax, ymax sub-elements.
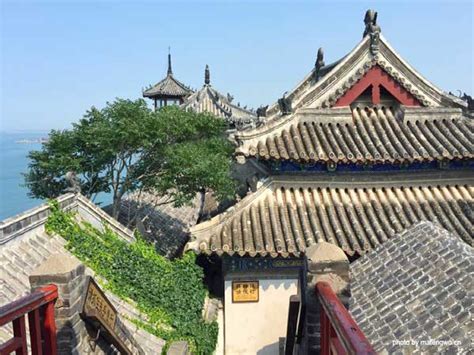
<box><xmin>25</xmin><ymin>98</ymin><xmax>236</xmax><ymax>218</ymax></box>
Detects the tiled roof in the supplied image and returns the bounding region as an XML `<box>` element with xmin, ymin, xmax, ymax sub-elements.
<box><xmin>350</xmin><ymin>222</ymin><xmax>473</xmax><ymax>354</ymax></box>
<box><xmin>143</xmin><ymin>74</ymin><xmax>192</xmax><ymax>98</ymax></box>
<box><xmin>109</xmin><ymin>192</ymin><xmax>202</xmax><ymax>258</ymax></box>
<box><xmin>186</xmin><ymin>172</ymin><xmax>473</xmax><ymax>257</ymax></box>
<box><xmin>253</xmin><ymin>33</ymin><xmax>468</xmax><ymax>124</ymax></box>
<box><xmin>181</xmin><ymin>84</ymin><xmax>256</xmax><ymax>128</ymax></box>
<box><xmin>236</xmin><ymin>106</ymin><xmax>474</xmax><ymax>164</ymax></box>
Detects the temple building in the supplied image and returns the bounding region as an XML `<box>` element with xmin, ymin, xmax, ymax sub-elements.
<box><xmin>1</xmin><ymin>9</ymin><xmax>472</xmax><ymax>355</ymax></box>
<box><xmin>142</xmin><ymin>52</ymin><xmax>193</xmax><ymax>110</ymax></box>
<box><xmin>143</xmin><ymin>53</ymin><xmax>257</xmax><ymax>129</ymax></box>
<box><xmin>182</xmin><ymin>65</ymin><xmax>257</xmax><ymax>129</ymax></box>
<box><xmin>186</xmin><ymin>9</ymin><xmax>473</xmax><ymax>354</ymax></box>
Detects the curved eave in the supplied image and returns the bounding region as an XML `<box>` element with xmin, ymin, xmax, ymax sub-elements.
<box><xmin>143</xmin><ymin>75</ymin><xmax>193</xmax><ymax>98</ymax></box>
<box><xmin>186</xmin><ymin>171</ymin><xmax>474</xmax><ymax>258</ymax></box>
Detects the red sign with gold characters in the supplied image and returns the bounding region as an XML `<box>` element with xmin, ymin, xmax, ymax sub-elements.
<box><xmin>232</xmin><ymin>281</ymin><xmax>259</xmax><ymax>303</ymax></box>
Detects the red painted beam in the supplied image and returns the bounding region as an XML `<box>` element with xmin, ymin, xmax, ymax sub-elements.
<box><xmin>0</xmin><ymin>337</ymin><xmax>24</xmax><ymax>354</ymax></box>
<box><xmin>335</xmin><ymin>65</ymin><xmax>421</xmax><ymax>107</ymax></box>
<box><xmin>0</xmin><ymin>285</ymin><xmax>58</xmax><ymax>326</ymax></box>
<box><xmin>316</xmin><ymin>281</ymin><xmax>376</xmax><ymax>355</ymax></box>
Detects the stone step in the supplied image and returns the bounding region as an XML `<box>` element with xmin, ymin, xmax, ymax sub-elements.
<box><xmin>17</xmin><ymin>242</ymin><xmax>44</xmax><ymax>265</ymax></box>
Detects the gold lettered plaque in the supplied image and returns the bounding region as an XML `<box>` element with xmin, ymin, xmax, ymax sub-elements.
<box><xmin>232</xmin><ymin>281</ymin><xmax>259</xmax><ymax>303</ymax></box>
<box><xmin>82</xmin><ymin>277</ymin><xmax>117</xmax><ymax>332</ymax></box>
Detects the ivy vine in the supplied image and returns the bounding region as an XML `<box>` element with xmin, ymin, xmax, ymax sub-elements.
<box><xmin>46</xmin><ymin>201</ymin><xmax>218</xmax><ymax>354</ymax></box>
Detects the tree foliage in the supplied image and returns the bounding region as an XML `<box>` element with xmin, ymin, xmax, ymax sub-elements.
<box><xmin>25</xmin><ymin>99</ymin><xmax>236</xmax><ymax>218</ymax></box>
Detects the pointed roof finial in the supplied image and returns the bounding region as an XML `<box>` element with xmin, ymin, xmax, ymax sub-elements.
<box><xmin>167</xmin><ymin>46</ymin><xmax>173</xmax><ymax>75</ymax></box>
<box><xmin>205</xmin><ymin>64</ymin><xmax>210</xmax><ymax>85</ymax></box>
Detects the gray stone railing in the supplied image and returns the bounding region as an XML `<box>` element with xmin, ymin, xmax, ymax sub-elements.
<box><xmin>0</xmin><ymin>194</ymin><xmax>76</xmax><ymax>245</ymax></box>
<box><xmin>0</xmin><ymin>193</ymin><xmax>134</xmax><ymax>245</ymax></box>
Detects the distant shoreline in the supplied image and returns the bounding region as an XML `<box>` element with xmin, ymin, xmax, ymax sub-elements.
<box><xmin>14</xmin><ymin>138</ymin><xmax>48</xmax><ymax>144</ymax></box>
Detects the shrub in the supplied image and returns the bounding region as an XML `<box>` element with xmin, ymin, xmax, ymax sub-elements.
<box><xmin>46</xmin><ymin>201</ymin><xmax>218</xmax><ymax>354</ymax></box>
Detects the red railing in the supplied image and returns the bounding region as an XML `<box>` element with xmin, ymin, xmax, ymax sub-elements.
<box><xmin>316</xmin><ymin>282</ymin><xmax>375</xmax><ymax>355</ymax></box>
<box><xmin>0</xmin><ymin>284</ymin><xmax>58</xmax><ymax>355</ymax></box>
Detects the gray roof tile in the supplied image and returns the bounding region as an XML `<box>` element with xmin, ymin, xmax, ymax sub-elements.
<box><xmin>143</xmin><ymin>74</ymin><xmax>192</xmax><ymax>98</ymax></box>
<box><xmin>188</xmin><ymin>172</ymin><xmax>473</xmax><ymax>257</ymax></box>
<box><xmin>241</xmin><ymin>107</ymin><xmax>474</xmax><ymax>164</ymax></box>
<box><xmin>350</xmin><ymin>222</ymin><xmax>473</xmax><ymax>354</ymax></box>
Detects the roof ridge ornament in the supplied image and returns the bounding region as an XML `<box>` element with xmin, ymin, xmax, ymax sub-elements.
<box><xmin>167</xmin><ymin>47</ymin><xmax>173</xmax><ymax>75</ymax></box>
<box><xmin>314</xmin><ymin>47</ymin><xmax>325</xmax><ymax>80</ymax></box>
<box><xmin>205</xmin><ymin>64</ymin><xmax>210</xmax><ymax>85</ymax></box>
<box><xmin>278</xmin><ymin>93</ymin><xmax>292</xmax><ymax>115</ymax></box>
<box><xmin>363</xmin><ymin>9</ymin><xmax>381</xmax><ymax>55</ymax></box>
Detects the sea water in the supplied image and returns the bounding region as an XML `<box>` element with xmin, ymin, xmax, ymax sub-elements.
<box><xmin>0</xmin><ymin>131</ymin><xmax>46</xmax><ymax>220</ymax></box>
<box><xmin>0</xmin><ymin>131</ymin><xmax>112</xmax><ymax>221</ymax></box>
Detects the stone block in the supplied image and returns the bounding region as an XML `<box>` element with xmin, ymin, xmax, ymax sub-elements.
<box><xmin>301</xmin><ymin>242</ymin><xmax>350</xmax><ymax>354</ymax></box>
<box><xmin>28</xmin><ymin>253</ymin><xmax>88</xmax><ymax>354</ymax></box>
<box><xmin>167</xmin><ymin>341</ymin><xmax>189</xmax><ymax>355</ymax></box>
<box><xmin>29</xmin><ymin>253</ymin><xmax>84</xmax><ymax>286</ymax></box>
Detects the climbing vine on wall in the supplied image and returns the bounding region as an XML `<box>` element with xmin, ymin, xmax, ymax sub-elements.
<box><xmin>46</xmin><ymin>201</ymin><xmax>218</xmax><ymax>354</ymax></box>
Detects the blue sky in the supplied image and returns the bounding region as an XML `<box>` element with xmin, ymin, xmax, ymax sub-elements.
<box><xmin>1</xmin><ymin>0</ymin><xmax>472</xmax><ymax>132</ymax></box>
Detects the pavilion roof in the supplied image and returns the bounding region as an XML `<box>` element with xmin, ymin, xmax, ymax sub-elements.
<box><xmin>143</xmin><ymin>74</ymin><xmax>192</xmax><ymax>98</ymax></box>
<box><xmin>181</xmin><ymin>65</ymin><xmax>256</xmax><ymax>128</ymax></box>
<box><xmin>186</xmin><ymin>171</ymin><xmax>473</xmax><ymax>258</ymax></box>
<box><xmin>231</xmin><ymin>11</ymin><xmax>471</xmax><ymax>164</ymax></box>
<box><xmin>143</xmin><ymin>53</ymin><xmax>193</xmax><ymax>99</ymax></box>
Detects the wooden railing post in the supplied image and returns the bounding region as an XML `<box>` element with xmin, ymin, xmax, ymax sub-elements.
<box><xmin>12</xmin><ymin>316</ymin><xmax>27</xmax><ymax>355</ymax></box>
<box><xmin>43</xmin><ymin>301</ymin><xmax>58</xmax><ymax>354</ymax></box>
<box><xmin>28</xmin><ymin>308</ymin><xmax>43</xmax><ymax>355</ymax></box>
<box><xmin>284</xmin><ymin>295</ymin><xmax>301</xmax><ymax>355</ymax></box>
<box><xmin>320</xmin><ymin>307</ymin><xmax>330</xmax><ymax>355</ymax></box>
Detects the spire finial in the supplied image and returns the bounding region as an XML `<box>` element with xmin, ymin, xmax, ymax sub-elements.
<box><xmin>205</xmin><ymin>65</ymin><xmax>210</xmax><ymax>85</ymax></box>
<box><xmin>167</xmin><ymin>47</ymin><xmax>173</xmax><ymax>75</ymax></box>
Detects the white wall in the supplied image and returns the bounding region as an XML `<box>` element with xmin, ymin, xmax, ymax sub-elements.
<box><xmin>224</xmin><ymin>278</ymin><xmax>298</xmax><ymax>355</ymax></box>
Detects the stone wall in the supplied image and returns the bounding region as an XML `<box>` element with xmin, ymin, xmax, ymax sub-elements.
<box><xmin>0</xmin><ymin>194</ymin><xmax>76</xmax><ymax>245</ymax></box>
<box><xmin>29</xmin><ymin>253</ymin><xmax>147</xmax><ymax>354</ymax></box>
<box><xmin>0</xmin><ymin>193</ymin><xmax>134</xmax><ymax>246</ymax></box>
